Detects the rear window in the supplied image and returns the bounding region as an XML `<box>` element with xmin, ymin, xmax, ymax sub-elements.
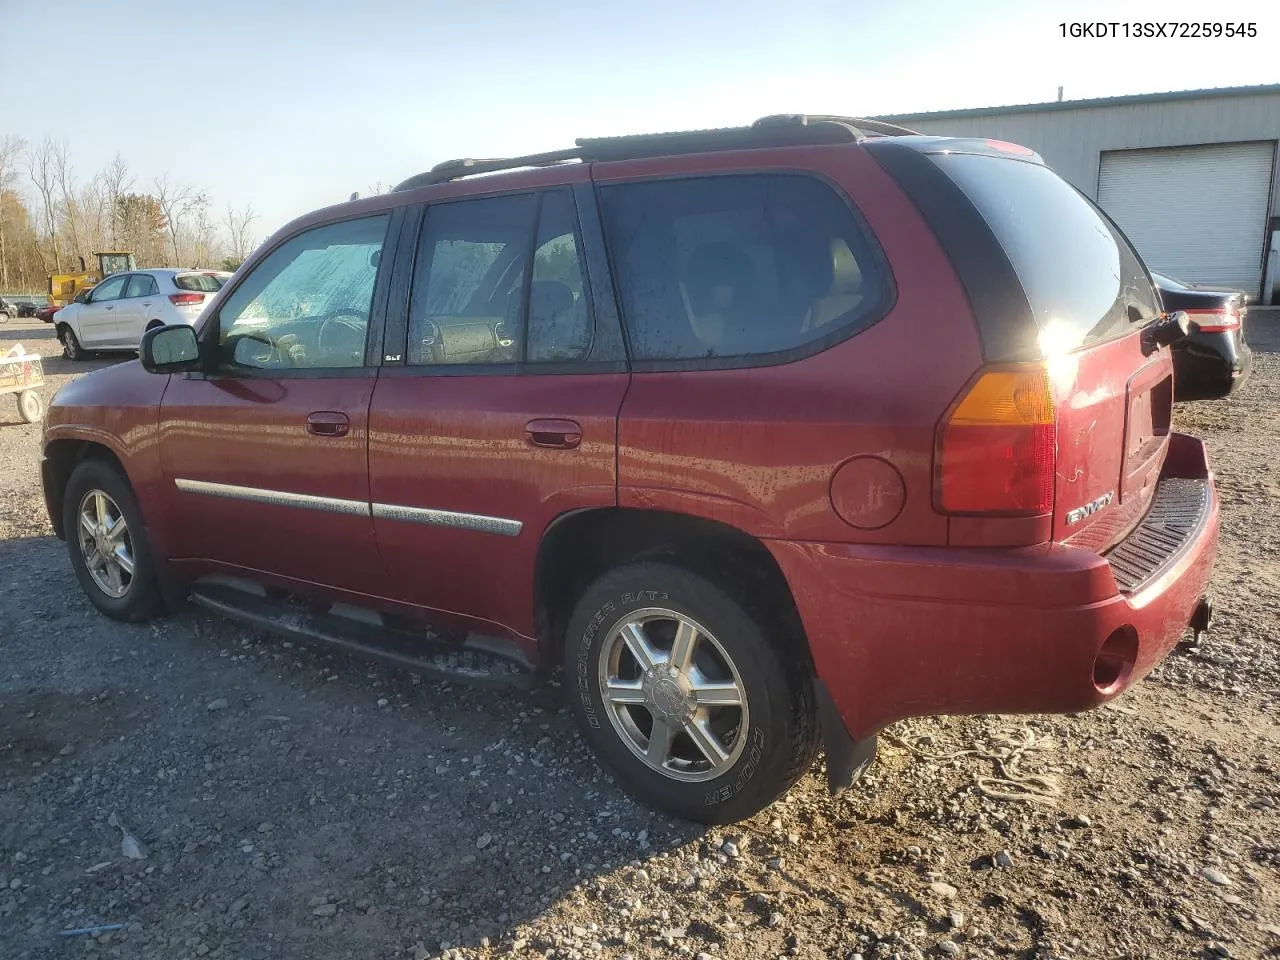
<box><xmin>600</xmin><ymin>174</ymin><xmax>891</xmax><ymax>365</ymax></box>
<box><xmin>175</xmin><ymin>272</ymin><xmax>230</xmax><ymax>293</ymax></box>
<box><xmin>933</xmin><ymin>154</ymin><xmax>1160</xmax><ymax>351</ymax></box>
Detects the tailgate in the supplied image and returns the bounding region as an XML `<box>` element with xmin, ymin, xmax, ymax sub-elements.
<box><xmin>1053</xmin><ymin>332</ymin><xmax>1173</xmax><ymax>550</ymax></box>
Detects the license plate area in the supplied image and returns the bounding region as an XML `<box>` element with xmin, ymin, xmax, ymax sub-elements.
<box><xmin>1122</xmin><ymin>363</ymin><xmax>1172</xmax><ymax>503</ymax></box>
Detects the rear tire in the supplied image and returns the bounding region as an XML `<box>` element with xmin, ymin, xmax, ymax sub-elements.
<box><xmin>63</xmin><ymin>459</ymin><xmax>163</xmax><ymax>622</ymax></box>
<box><xmin>563</xmin><ymin>561</ymin><xmax>818</xmax><ymax>823</ymax></box>
<box><xmin>58</xmin><ymin>324</ymin><xmax>85</xmax><ymax>361</ymax></box>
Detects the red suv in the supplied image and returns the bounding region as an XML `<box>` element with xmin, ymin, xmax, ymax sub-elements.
<box><xmin>41</xmin><ymin>116</ymin><xmax>1218</xmax><ymax>823</ymax></box>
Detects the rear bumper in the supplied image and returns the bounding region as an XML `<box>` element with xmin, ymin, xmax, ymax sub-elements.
<box><xmin>1173</xmin><ymin>336</ymin><xmax>1253</xmax><ymax>398</ymax></box>
<box><xmin>768</xmin><ymin>433</ymin><xmax>1218</xmax><ymax>742</ymax></box>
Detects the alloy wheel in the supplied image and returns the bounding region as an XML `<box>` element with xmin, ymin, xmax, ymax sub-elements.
<box><xmin>597</xmin><ymin>608</ymin><xmax>749</xmax><ymax>782</ymax></box>
<box><xmin>76</xmin><ymin>489</ymin><xmax>135</xmax><ymax>598</ymax></box>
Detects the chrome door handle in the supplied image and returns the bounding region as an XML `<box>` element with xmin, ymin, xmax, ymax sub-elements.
<box><xmin>306</xmin><ymin>411</ymin><xmax>350</xmax><ymax>437</ymax></box>
<box><xmin>525</xmin><ymin>419</ymin><xmax>581</xmax><ymax>449</ymax></box>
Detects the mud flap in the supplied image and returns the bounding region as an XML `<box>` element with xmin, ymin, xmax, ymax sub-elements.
<box><xmin>815</xmin><ymin>678</ymin><xmax>878</xmax><ymax>795</ymax></box>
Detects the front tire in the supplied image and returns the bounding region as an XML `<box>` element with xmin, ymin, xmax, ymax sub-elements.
<box><xmin>564</xmin><ymin>561</ymin><xmax>818</xmax><ymax>823</ymax></box>
<box><xmin>58</xmin><ymin>324</ymin><xmax>85</xmax><ymax>361</ymax></box>
<box><xmin>63</xmin><ymin>459</ymin><xmax>163</xmax><ymax>622</ymax></box>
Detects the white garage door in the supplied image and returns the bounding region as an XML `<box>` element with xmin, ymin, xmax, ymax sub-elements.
<box><xmin>1098</xmin><ymin>142</ymin><xmax>1275</xmax><ymax>295</ymax></box>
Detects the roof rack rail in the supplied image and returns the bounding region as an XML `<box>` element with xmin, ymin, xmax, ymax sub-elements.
<box><xmin>393</xmin><ymin>114</ymin><xmax>921</xmax><ymax>192</ymax></box>
<box><xmin>393</xmin><ymin>147</ymin><xmax>584</xmax><ymax>191</ymax></box>
<box><xmin>752</xmin><ymin>114</ymin><xmax>922</xmax><ymax>137</ymax></box>
<box><xmin>573</xmin><ymin>117</ymin><xmax>862</xmax><ymax>161</ymax></box>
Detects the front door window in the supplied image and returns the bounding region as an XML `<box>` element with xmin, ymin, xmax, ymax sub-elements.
<box><xmin>89</xmin><ymin>274</ymin><xmax>128</xmax><ymax>303</ymax></box>
<box><xmin>214</xmin><ymin>215</ymin><xmax>390</xmax><ymax>370</ymax></box>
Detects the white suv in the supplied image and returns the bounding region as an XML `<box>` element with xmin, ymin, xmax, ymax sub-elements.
<box><xmin>55</xmin><ymin>269</ymin><xmax>232</xmax><ymax>360</ymax></box>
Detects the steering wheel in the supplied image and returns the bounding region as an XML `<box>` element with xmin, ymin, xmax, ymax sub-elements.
<box><xmin>317</xmin><ymin>310</ymin><xmax>368</xmax><ymax>363</ymax></box>
<box><xmin>227</xmin><ymin>329</ymin><xmax>291</xmax><ymax>368</ymax></box>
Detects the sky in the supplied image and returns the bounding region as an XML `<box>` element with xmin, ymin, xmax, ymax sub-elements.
<box><xmin>1</xmin><ymin>0</ymin><xmax>1277</xmax><ymax>245</ymax></box>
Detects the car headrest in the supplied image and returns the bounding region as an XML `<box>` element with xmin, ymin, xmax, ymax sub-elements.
<box><xmin>529</xmin><ymin>280</ymin><xmax>575</xmax><ymax>320</ymax></box>
<box><xmin>682</xmin><ymin>242</ymin><xmax>754</xmax><ymax>314</ymax></box>
<box><xmin>786</xmin><ymin>231</ymin><xmax>835</xmax><ymax>300</ymax></box>
<box><xmin>829</xmin><ymin>237</ymin><xmax>863</xmax><ymax>296</ymax></box>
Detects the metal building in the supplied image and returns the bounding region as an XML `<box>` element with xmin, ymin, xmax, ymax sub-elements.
<box><xmin>883</xmin><ymin>85</ymin><xmax>1280</xmax><ymax>303</ymax></box>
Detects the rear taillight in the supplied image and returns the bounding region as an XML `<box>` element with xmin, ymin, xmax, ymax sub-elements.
<box><xmin>1184</xmin><ymin>307</ymin><xmax>1241</xmax><ymax>333</ymax></box>
<box><xmin>169</xmin><ymin>293</ymin><xmax>205</xmax><ymax>306</ymax></box>
<box><xmin>937</xmin><ymin>365</ymin><xmax>1056</xmax><ymax>515</ymax></box>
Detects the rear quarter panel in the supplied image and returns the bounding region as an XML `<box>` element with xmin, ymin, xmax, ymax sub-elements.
<box><xmin>600</xmin><ymin>144</ymin><xmax>985</xmax><ymax>545</ymax></box>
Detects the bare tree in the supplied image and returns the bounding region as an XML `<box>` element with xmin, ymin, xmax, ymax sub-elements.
<box><xmin>185</xmin><ymin>199</ymin><xmax>219</xmax><ymax>267</ymax></box>
<box><xmin>51</xmin><ymin>139</ymin><xmax>86</xmax><ymax>265</ymax></box>
<box><xmin>0</xmin><ymin>135</ymin><xmax>28</xmax><ymax>290</ymax></box>
<box><xmin>101</xmin><ymin>153</ymin><xmax>134</xmax><ymax>248</ymax></box>
<box><xmin>27</xmin><ymin>136</ymin><xmax>61</xmax><ymax>273</ymax></box>
<box><xmin>153</xmin><ymin>173</ymin><xmax>206</xmax><ymax>266</ymax></box>
<box><xmin>80</xmin><ymin>173</ymin><xmax>109</xmax><ymax>255</ymax></box>
<box><xmin>222</xmin><ymin>203</ymin><xmax>258</xmax><ymax>265</ymax></box>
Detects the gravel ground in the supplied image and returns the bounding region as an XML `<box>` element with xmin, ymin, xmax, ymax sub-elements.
<box><xmin>1</xmin><ymin>314</ymin><xmax>1277</xmax><ymax>960</ymax></box>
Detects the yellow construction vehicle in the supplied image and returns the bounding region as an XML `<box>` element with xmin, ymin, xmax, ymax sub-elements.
<box><xmin>48</xmin><ymin>252</ymin><xmax>137</xmax><ymax>307</ymax></box>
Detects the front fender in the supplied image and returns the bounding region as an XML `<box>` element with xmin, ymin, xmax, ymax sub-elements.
<box><xmin>42</xmin><ymin>361</ymin><xmax>170</xmax><ymax>549</ymax></box>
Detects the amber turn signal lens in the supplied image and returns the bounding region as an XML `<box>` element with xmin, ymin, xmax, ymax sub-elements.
<box><xmin>937</xmin><ymin>365</ymin><xmax>1056</xmax><ymax>516</ymax></box>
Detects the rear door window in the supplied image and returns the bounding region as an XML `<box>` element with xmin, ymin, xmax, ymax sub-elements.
<box><xmin>599</xmin><ymin>174</ymin><xmax>891</xmax><ymax>366</ymax></box>
<box><xmin>408</xmin><ymin>193</ymin><xmax>537</xmax><ymax>366</ymax></box>
<box><xmin>528</xmin><ymin>190</ymin><xmax>592</xmax><ymax>362</ymax></box>
<box><xmin>124</xmin><ymin>274</ymin><xmax>158</xmax><ymax>298</ymax></box>
<box><xmin>931</xmin><ymin>154</ymin><xmax>1160</xmax><ymax>352</ymax></box>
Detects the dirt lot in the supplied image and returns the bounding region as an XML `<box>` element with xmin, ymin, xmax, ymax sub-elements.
<box><xmin>1</xmin><ymin>314</ymin><xmax>1277</xmax><ymax>960</ymax></box>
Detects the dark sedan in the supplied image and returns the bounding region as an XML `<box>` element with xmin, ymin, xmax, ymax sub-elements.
<box><xmin>1153</xmin><ymin>272</ymin><xmax>1252</xmax><ymax>400</ymax></box>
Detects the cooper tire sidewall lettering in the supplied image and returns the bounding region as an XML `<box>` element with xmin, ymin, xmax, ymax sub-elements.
<box><xmin>704</xmin><ymin>726</ymin><xmax>766</xmax><ymax>806</ymax></box>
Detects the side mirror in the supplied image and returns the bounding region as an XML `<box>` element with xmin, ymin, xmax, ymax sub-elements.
<box><xmin>141</xmin><ymin>324</ymin><xmax>202</xmax><ymax>374</ymax></box>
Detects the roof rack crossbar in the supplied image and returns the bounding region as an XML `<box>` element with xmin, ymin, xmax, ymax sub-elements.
<box><xmin>393</xmin><ymin>114</ymin><xmax>921</xmax><ymax>191</ymax></box>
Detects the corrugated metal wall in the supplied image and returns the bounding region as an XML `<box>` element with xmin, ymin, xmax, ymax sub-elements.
<box><xmin>887</xmin><ymin>90</ymin><xmax>1280</xmax><ymax>216</ymax></box>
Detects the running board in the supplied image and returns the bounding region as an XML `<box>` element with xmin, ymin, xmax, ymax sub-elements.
<box><xmin>188</xmin><ymin>580</ymin><xmax>535</xmax><ymax>687</ymax></box>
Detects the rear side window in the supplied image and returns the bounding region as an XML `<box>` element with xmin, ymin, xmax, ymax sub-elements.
<box><xmin>175</xmin><ymin>273</ymin><xmax>227</xmax><ymax>292</ymax></box>
<box><xmin>600</xmin><ymin>174</ymin><xmax>890</xmax><ymax>364</ymax></box>
<box><xmin>932</xmin><ymin>154</ymin><xmax>1160</xmax><ymax>351</ymax></box>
